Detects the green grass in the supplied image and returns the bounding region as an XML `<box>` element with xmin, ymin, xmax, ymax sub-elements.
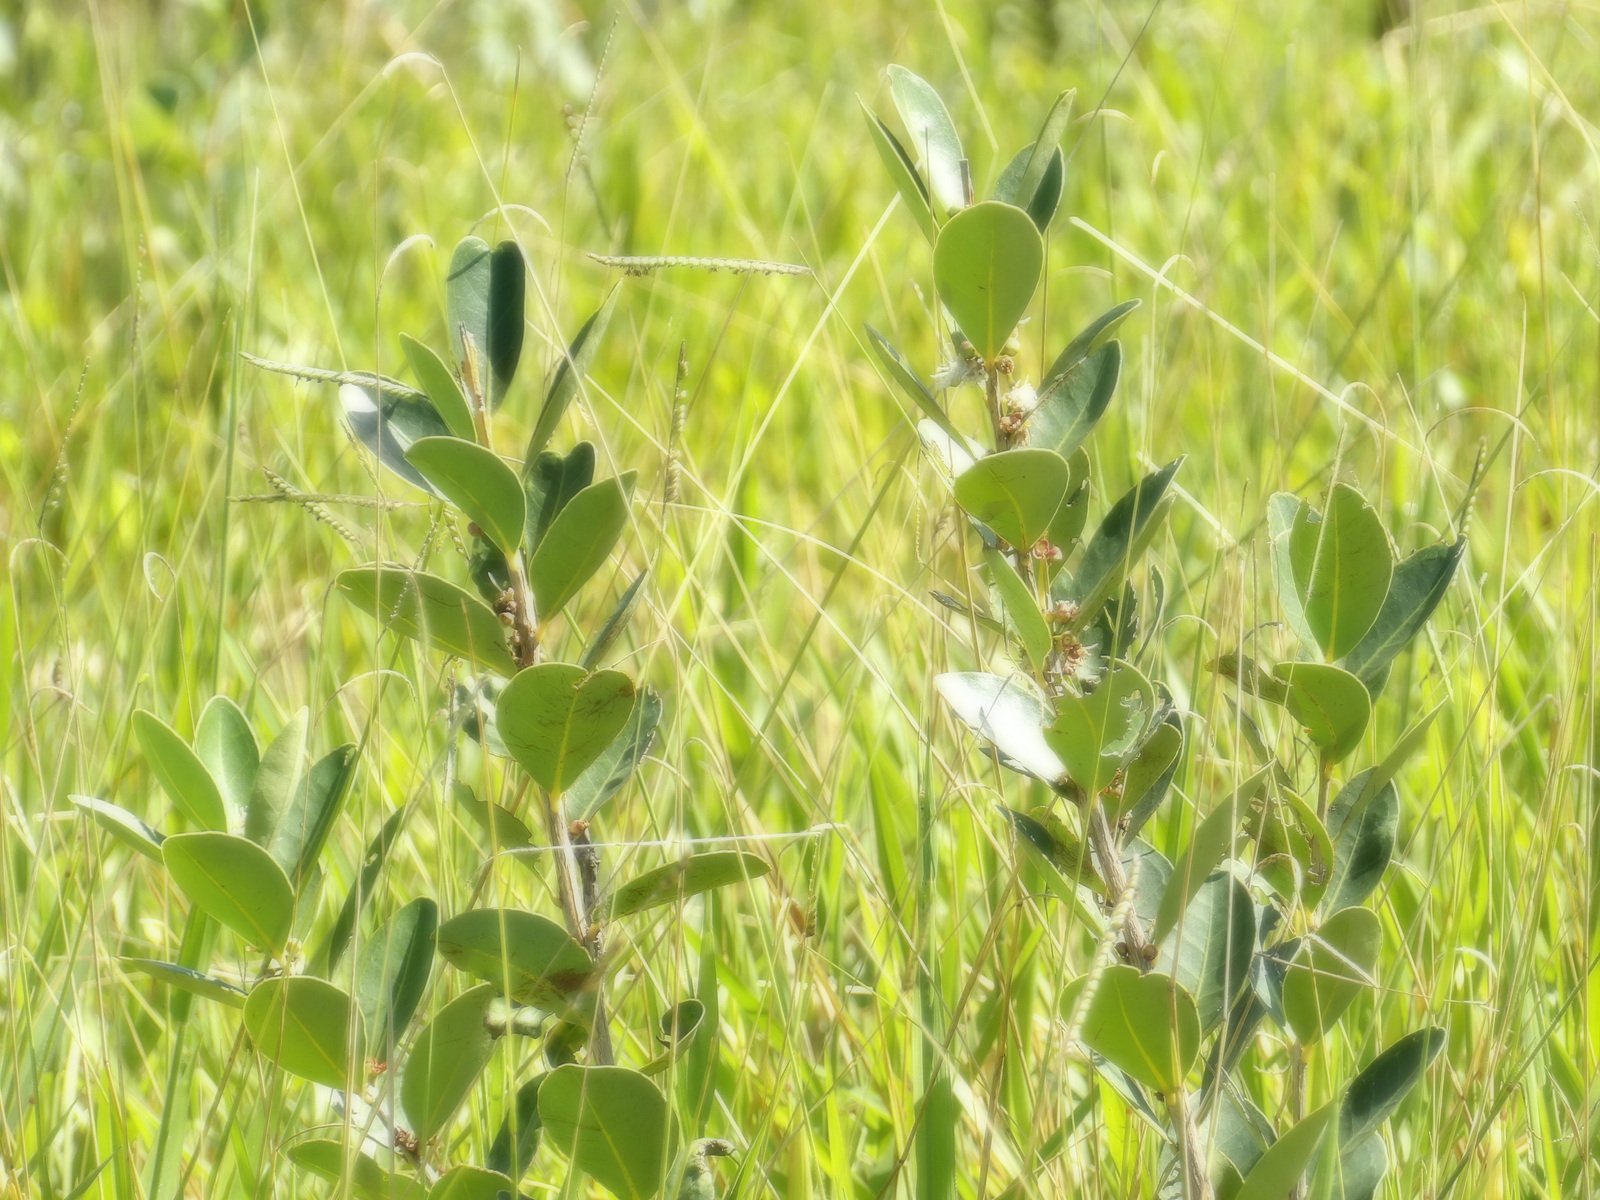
<box><xmin>3</xmin><ymin>0</ymin><xmax>1598</xmax><ymax>1196</ymax></box>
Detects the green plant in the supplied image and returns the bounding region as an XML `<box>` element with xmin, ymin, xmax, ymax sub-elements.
<box><xmin>861</xmin><ymin>67</ymin><xmax>1466</xmax><ymax>1200</ymax></box>
<box><xmin>92</xmin><ymin>237</ymin><xmax>770</xmax><ymax>1198</ymax></box>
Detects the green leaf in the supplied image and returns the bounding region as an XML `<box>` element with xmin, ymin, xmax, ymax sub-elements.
<box><xmin>1043</xmin><ymin>661</ymin><xmax>1157</xmax><ymax>796</ymax></box>
<box><xmin>357</xmin><ymin>898</ymin><xmax>438</xmax><ymax>1053</ymax></box>
<box><xmin>286</xmin><ymin>1139</ymin><xmax>427</xmax><ymax>1200</ymax></box>
<box><xmin>486</xmin><ymin>240</ymin><xmax>526</xmax><ymax>408</ymax></box>
<box><xmin>194</xmin><ymin>696</ymin><xmax>257</xmax><ymax>820</ymax></box>
<box><xmin>860</xmin><ymin>98</ymin><xmax>935</xmax><ymax>242</ymax></box>
<box><xmin>120</xmin><ymin>957</ymin><xmax>247</xmax><ymax>1009</ymax></box>
<box><xmin>1154</xmin><ymin>770</ymin><xmax>1268</xmax><ymax>942</ymax></box>
<box><xmin>993</xmin><ymin>140</ymin><xmax>1064</xmax><ymax>233</ymax></box>
<box><xmin>1284</xmin><ymin>906</ymin><xmax>1382</xmax><ymax>1043</ymax></box>
<box><xmin>523</xmin><ymin>441</ymin><xmax>597</xmax><ymax>553</ymax></box>
<box><xmin>864</xmin><ymin>326</ymin><xmax>963</xmax><ymax>445</ymax></box>
<box><xmin>527</xmin><ymin>289</ymin><xmax>618</xmax><ymax>460</ymax></box>
<box><xmin>244</xmin><ymin>975</ymin><xmax>363</xmax><ymax>1088</ymax></box>
<box><xmin>953</xmin><ymin>448</ymin><xmax>1074</xmax><ymax>549</ymax></box>
<box><xmin>406</xmin><ymin>437</ymin><xmax>526</xmax><ymax>556</ymax></box>
<box><xmin>1028</xmin><ymin>342</ymin><xmax>1120</xmax><ymax>460</ymax></box>
<box><xmin>1068</xmin><ymin>458</ymin><xmax>1183</xmax><ymax>624</ymax></box>
<box><xmin>1340</xmin><ymin>1027</ymin><xmax>1446</xmax><ymax>1143</ymax></box>
<box><xmin>244</xmin><ymin>707</ymin><xmax>307</xmax><ymax>849</ymax></box>
<box><xmin>528</xmin><ymin>473</ymin><xmax>635</xmax><ymax>619</ymax></box>
<box><xmin>1118</xmin><ymin>716</ymin><xmax>1184</xmax><ymax>833</ymax></box>
<box><xmin>1286</xmin><ymin>484</ymin><xmax>1394</xmax><ymax>659</ymax></box>
<box><xmin>431</xmin><ymin>1165</ymin><xmax>516</xmax><ymax>1200</ymax></box>
<box><xmin>1065</xmin><ymin>965</ymin><xmax>1199</xmax><ymax>1093</ymax></box>
<box><xmin>497</xmin><ymin>663</ymin><xmax>638</xmax><ymax>793</ymax></box>
<box><xmin>538</xmin><ymin>1065</ymin><xmax>672</xmax><ymax>1200</ymax></box>
<box><xmin>934</xmin><ymin>671</ymin><xmax>1065</xmax><ymax>783</ymax></box>
<box><xmin>133</xmin><ymin>709</ymin><xmax>227</xmax><ymax>831</ymax></box>
<box><xmin>1235</xmin><ymin>1102</ymin><xmax>1338</xmax><ymax>1200</ymax></box>
<box><xmin>886</xmin><ymin>65</ymin><xmax>966</xmax><ymax>214</ymax></box>
<box><xmin>456</xmin><ymin>785</ymin><xmax>536</xmax><ymax>855</ymax></box>
<box><xmin>269</xmin><ymin>743</ymin><xmax>356</xmax><ymax>885</ymax></box>
<box><xmin>1342</xmin><ymin>539</ymin><xmax>1464</xmax><ymax>695</ymax></box>
<box><xmin>446</xmin><ymin>236</ymin><xmax>491</xmax><ymax>375</ymax></box>
<box><xmin>1324</xmin><ymin>771</ymin><xmax>1399</xmax><ymax>912</ymax></box>
<box><xmin>985</xmin><ymin>549</ymin><xmax>1051</xmax><ymax>672</ymax></box>
<box><xmin>402</xmin><ymin>334</ymin><xmax>477</xmax><ymax>441</ymax></box>
<box><xmin>402</xmin><ymin>983</ymin><xmax>501</xmax><ymax>1141</ymax></box>
<box><xmin>1046</xmin><ymin>300</ymin><xmax>1141</xmax><ymax>381</ymax></box>
<box><xmin>436</xmin><ymin>908</ymin><xmax>595</xmax><ymax>1007</ymax></box>
<box><xmin>1014</xmin><ymin>89</ymin><xmax>1075</xmax><ymax>212</ymax></box>
<box><xmin>446</xmin><ymin>237</ymin><xmax>523</xmax><ymax>409</ymax></box>
<box><xmin>1274</xmin><ymin>662</ymin><xmax>1372</xmax><ymax>763</ymax></box>
<box><xmin>162</xmin><ymin>831</ymin><xmax>294</xmax><ymax>952</ymax></box>
<box><xmin>933</xmin><ymin>201</ymin><xmax>1043</xmax><ymax>359</ymax></box>
<box><xmin>999</xmin><ymin>806</ymin><xmax>1103</xmax><ymax>929</ymax></box>
<box><xmin>610</xmin><ymin>852</ymin><xmax>771</xmax><ymax>919</ymax></box>
<box><xmin>70</xmin><ymin>794</ymin><xmax>164</xmax><ymax>862</ymax></box>
<box><xmin>1313</xmin><ymin>1132</ymin><xmax>1388</xmax><ymax>1200</ymax></box>
<box><xmin>568</xmin><ymin>688</ymin><xmax>663</xmax><ymax>821</ymax></box>
<box><xmin>581</xmin><ymin>567</ymin><xmax>650</xmax><ymax>671</ymax></box>
<box><xmin>336</xmin><ymin>564</ymin><xmax>517</xmax><ymax>673</ymax></box>
<box><xmin>487</xmin><ymin>1074</ymin><xmax>546</xmax><ymax>1181</ymax></box>
<box><xmin>1152</xmin><ymin>875</ymin><xmax>1256</xmax><ymax>1033</ymax></box>
<box><xmin>340</xmin><ymin>382</ymin><xmax>451</xmax><ymax>495</ymax></box>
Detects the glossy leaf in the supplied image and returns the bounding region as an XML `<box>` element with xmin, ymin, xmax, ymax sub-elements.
<box><xmin>357</xmin><ymin>898</ymin><xmax>438</xmax><ymax>1052</ymax></box>
<box><xmin>340</xmin><ymin>382</ymin><xmax>450</xmax><ymax>495</ymax></box>
<box><xmin>538</xmin><ymin>1064</ymin><xmax>672</xmax><ymax>1200</ymax></box>
<box><xmin>861</xmin><ymin>98</ymin><xmax>935</xmax><ymax>241</ymax></box>
<box><xmin>406</xmin><ymin>436</ymin><xmax>526</xmax><ymax>556</ymax></box>
<box><xmin>133</xmin><ymin>709</ymin><xmax>227</xmax><ymax>831</ymax></box>
<box><xmin>120</xmin><ymin>957</ymin><xmax>246</xmax><ymax>1009</ymax></box>
<box><xmin>194</xmin><ymin>695</ymin><xmax>257</xmax><ymax>820</ymax></box>
<box><xmin>886</xmin><ymin>65</ymin><xmax>966</xmax><ymax>213</ymax></box>
<box><xmin>933</xmin><ymin>201</ymin><xmax>1043</xmax><ymax>359</ymax></box>
<box><xmin>1065</xmin><ymin>965</ymin><xmax>1199</xmax><ymax>1093</ymax></box>
<box><xmin>1274</xmin><ymin>662</ymin><xmax>1371</xmax><ymax>762</ymax></box>
<box><xmin>1281</xmin><ymin>485</ymin><xmax>1394</xmax><ymax>659</ymax></box>
<box><xmin>528</xmin><ymin>473</ymin><xmax>635</xmax><ymax>619</ymax></box>
<box><xmin>1068</xmin><ymin>458</ymin><xmax>1183</xmax><ymax>623</ymax></box>
<box><xmin>527</xmin><ymin>289</ymin><xmax>618</xmax><ymax>460</ymax></box>
<box><xmin>244</xmin><ymin>975</ymin><xmax>363</xmax><ymax>1088</ymax></box>
<box><xmin>568</xmin><ymin>687</ymin><xmax>663</xmax><ymax>821</ymax></box>
<box><xmin>162</xmin><ymin>831</ymin><xmax>294</xmax><ymax>952</ymax></box>
<box><xmin>1284</xmin><ymin>906</ymin><xmax>1382</xmax><ymax>1043</ymax></box>
<box><xmin>1340</xmin><ymin>1027</ymin><xmax>1446</xmax><ymax>1143</ymax></box>
<box><xmin>935</xmin><ymin>671</ymin><xmax>1065</xmax><ymax>783</ymax></box>
<box><xmin>436</xmin><ymin>908</ymin><xmax>595</xmax><ymax>1007</ymax></box>
<box><xmin>1235</xmin><ymin>1102</ymin><xmax>1338</xmax><ymax>1200</ymax></box>
<box><xmin>70</xmin><ymin>794</ymin><xmax>164</xmax><ymax>862</ymax></box>
<box><xmin>1342</xmin><ymin>539</ymin><xmax>1464</xmax><ymax>695</ymax></box>
<box><xmin>497</xmin><ymin>664</ymin><xmax>637</xmax><ymax>794</ymax></box>
<box><xmin>1028</xmin><ymin>341</ymin><xmax>1120</xmax><ymax>460</ymax></box>
<box><xmin>523</xmin><ymin>441</ymin><xmax>597</xmax><ymax>554</ymax></box>
<box><xmin>610</xmin><ymin>851</ymin><xmax>770</xmax><ymax>918</ymax></box>
<box><xmin>402</xmin><ymin>333</ymin><xmax>476</xmax><ymax>441</ymax></box>
<box><xmin>1043</xmin><ymin>661</ymin><xmax>1157</xmax><ymax>796</ymax></box>
<box><xmin>402</xmin><ymin>984</ymin><xmax>501</xmax><ymax>1141</ymax></box>
<box><xmin>337</xmin><ymin>565</ymin><xmax>516</xmax><ymax>673</ymax></box>
<box><xmin>953</xmin><ymin>448</ymin><xmax>1074</xmax><ymax>549</ymax></box>
<box><xmin>485</xmin><ymin>240</ymin><xmax>526</xmax><ymax>407</ymax></box>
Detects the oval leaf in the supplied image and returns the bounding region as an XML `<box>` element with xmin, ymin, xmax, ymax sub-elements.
<box><xmin>407</xmin><ymin>437</ymin><xmax>526</xmax><ymax>556</ymax></box>
<box><xmin>1044</xmin><ymin>661</ymin><xmax>1157</xmax><ymax>796</ymax></box>
<box><xmin>70</xmin><ymin>794</ymin><xmax>164</xmax><ymax>862</ymax></box>
<box><xmin>194</xmin><ymin>695</ymin><xmax>257</xmax><ymax>820</ymax></box>
<box><xmin>1284</xmin><ymin>906</ymin><xmax>1382</xmax><ymax>1044</ymax></box>
<box><xmin>244</xmin><ymin>975</ymin><xmax>363</xmax><ymax>1088</ymax></box>
<box><xmin>1342</xmin><ymin>539</ymin><xmax>1464</xmax><ymax>695</ymax></box>
<box><xmin>1065</xmin><ymin>965</ymin><xmax>1200</xmax><ymax>1093</ymax></box>
<box><xmin>337</xmin><ymin>565</ymin><xmax>516</xmax><ymax>674</ymax></box>
<box><xmin>1068</xmin><ymin>458</ymin><xmax>1183</xmax><ymax>624</ymax></box>
<box><xmin>436</xmin><ymin>909</ymin><xmax>595</xmax><ymax>1007</ymax></box>
<box><xmin>1235</xmin><ymin>1101</ymin><xmax>1338</xmax><ymax>1200</ymax></box>
<box><xmin>528</xmin><ymin>473</ymin><xmax>635</xmax><ymax>619</ymax></box>
<box><xmin>358</xmin><ymin>897</ymin><xmax>438</xmax><ymax>1053</ymax></box>
<box><xmin>1286</xmin><ymin>484</ymin><xmax>1394</xmax><ymax>659</ymax></box>
<box><xmin>933</xmin><ymin>200</ymin><xmax>1043</xmax><ymax>359</ymax></box>
<box><xmin>1340</xmin><ymin>1027</ymin><xmax>1446</xmax><ymax>1143</ymax></box>
<box><xmin>133</xmin><ymin>710</ymin><xmax>227</xmax><ymax>831</ymax></box>
<box><xmin>861</xmin><ymin>99</ymin><xmax>935</xmax><ymax>242</ymax></box>
<box><xmin>527</xmin><ymin>290</ymin><xmax>618</xmax><ymax>460</ymax></box>
<box><xmin>402</xmin><ymin>334</ymin><xmax>477</xmax><ymax>441</ymax></box>
<box><xmin>538</xmin><ymin>1064</ymin><xmax>671</xmax><ymax>1200</ymax></box>
<box><xmin>886</xmin><ymin>65</ymin><xmax>966</xmax><ymax>214</ymax></box>
<box><xmin>162</xmin><ymin>831</ymin><xmax>294</xmax><ymax>952</ymax></box>
<box><xmin>287</xmin><ymin>1139</ymin><xmax>427</xmax><ymax>1200</ymax></box>
<box><xmin>431</xmin><ymin>1165</ymin><xmax>516</xmax><ymax>1200</ymax></box>
<box><xmin>567</xmin><ymin>687</ymin><xmax>664</xmax><ymax>821</ymax></box>
<box><xmin>610</xmin><ymin>851</ymin><xmax>771</xmax><ymax>918</ymax></box>
<box><xmin>340</xmin><ymin>382</ymin><xmax>450</xmax><ymax>495</ymax></box>
<box><xmin>497</xmin><ymin>664</ymin><xmax>637</xmax><ymax>794</ymax></box>
<box><xmin>953</xmin><ymin>448</ymin><xmax>1073</xmax><ymax>550</ymax></box>
<box><xmin>120</xmin><ymin>957</ymin><xmax>247</xmax><ymax>1009</ymax></box>
<box><xmin>1274</xmin><ymin>662</ymin><xmax>1372</xmax><ymax>763</ymax></box>
<box><xmin>402</xmin><ymin>984</ymin><xmax>501</xmax><ymax>1141</ymax></box>
<box><xmin>935</xmin><ymin>671</ymin><xmax>1065</xmax><ymax>783</ymax></box>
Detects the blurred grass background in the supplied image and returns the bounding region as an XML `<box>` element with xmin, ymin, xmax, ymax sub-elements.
<box><xmin>2</xmin><ymin>0</ymin><xmax>1598</xmax><ymax>1196</ymax></box>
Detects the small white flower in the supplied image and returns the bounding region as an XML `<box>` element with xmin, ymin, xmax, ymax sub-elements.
<box><xmin>931</xmin><ymin>356</ymin><xmax>984</xmax><ymax>391</ymax></box>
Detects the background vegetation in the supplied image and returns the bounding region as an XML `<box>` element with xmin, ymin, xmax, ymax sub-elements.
<box><xmin>3</xmin><ymin>0</ymin><xmax>1598</xmax><ymax>1196</ymax></box>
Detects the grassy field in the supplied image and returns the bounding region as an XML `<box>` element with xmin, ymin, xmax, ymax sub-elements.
<box><xmin>3</xmin><ymin>0</ymin><xmax>1599</xmax><ymax>1196</ymax></box>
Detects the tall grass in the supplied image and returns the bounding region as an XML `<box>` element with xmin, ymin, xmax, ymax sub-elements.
<box><xmin>3</xmin><ymin>0</ymin><xmax>1597</xmax><ymax>1196</ymax></box>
